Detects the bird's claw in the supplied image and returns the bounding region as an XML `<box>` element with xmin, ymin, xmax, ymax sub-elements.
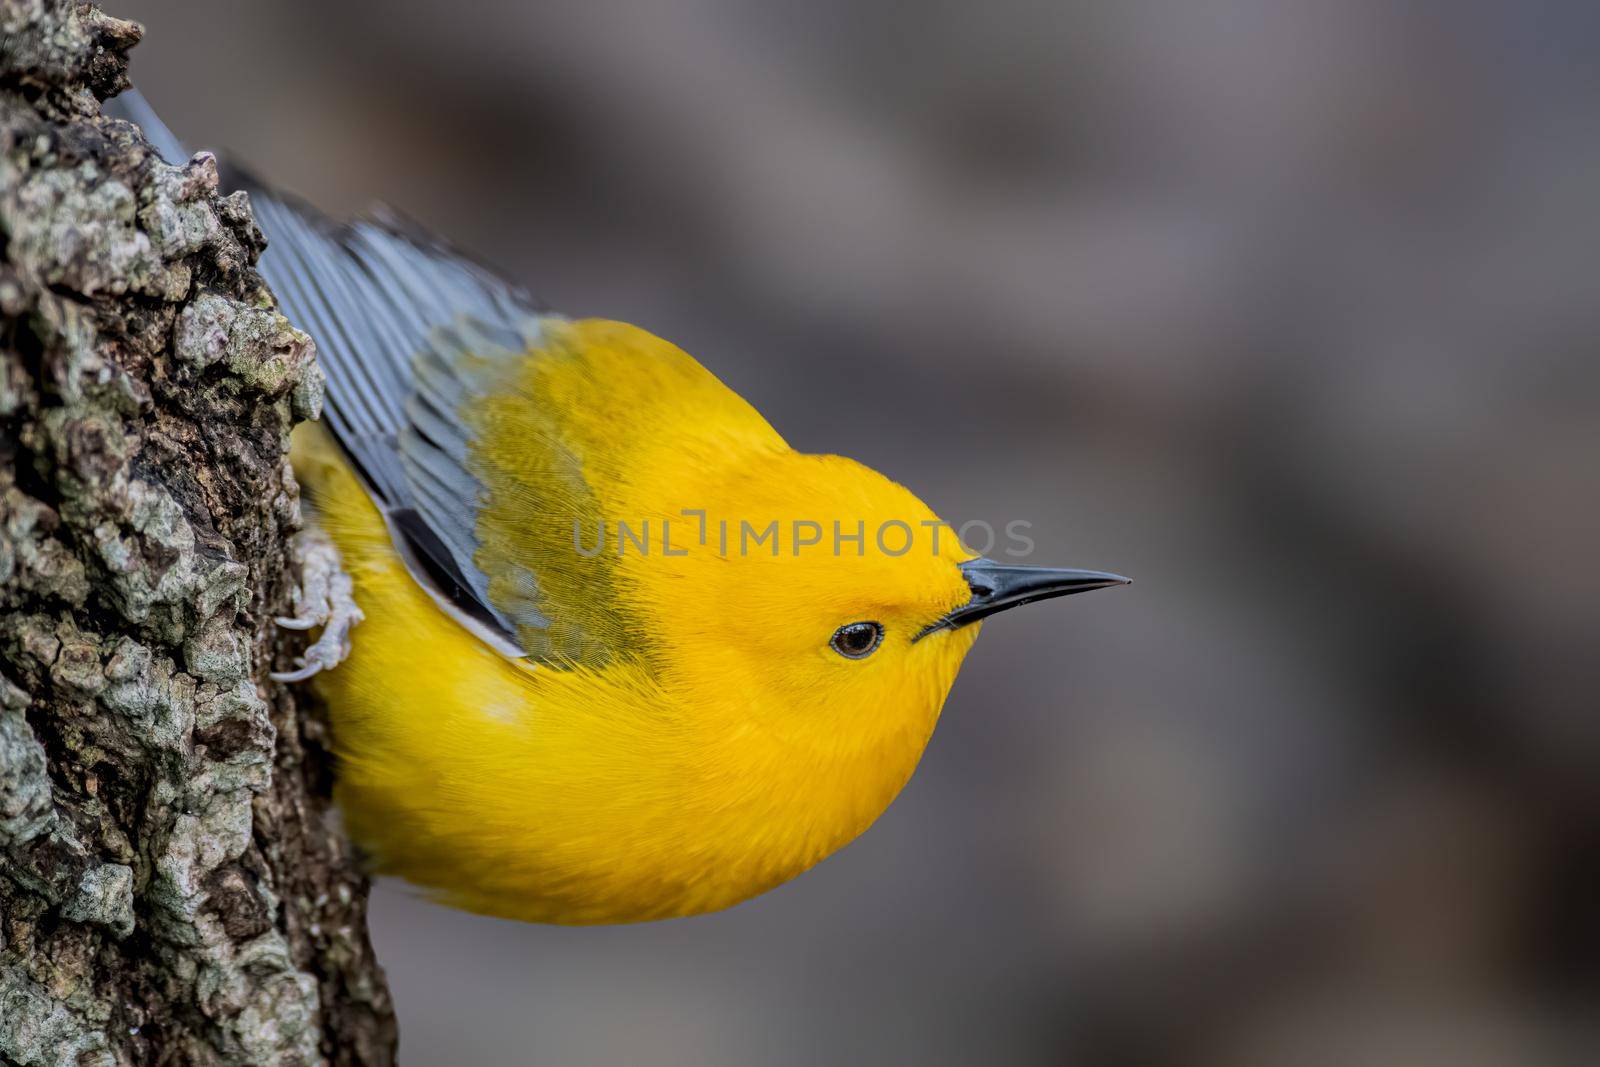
<box><xmin>270</xmin><ymin>528</ymin><xmax>363</xmax><ymax>683</ymax></box>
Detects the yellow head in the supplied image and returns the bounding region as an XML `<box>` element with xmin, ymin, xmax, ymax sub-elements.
<box><xmin>636</xmin><ymin>447</ymin><xmax>983</xmax><ymax>752</ymax></box>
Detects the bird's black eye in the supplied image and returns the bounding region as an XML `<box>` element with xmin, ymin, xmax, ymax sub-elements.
<box><xmin>830</xmin><ymin>621</ymin><xmax>884</xmax><ymax>659</ymax></box>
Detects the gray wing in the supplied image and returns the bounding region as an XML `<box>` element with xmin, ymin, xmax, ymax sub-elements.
<box><xmin>251</xmin><ymin>187</ymin><xmax>558</xmax><ymax>655</ymax></box>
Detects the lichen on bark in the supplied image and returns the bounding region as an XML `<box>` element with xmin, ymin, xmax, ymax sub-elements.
<box><xmin>0</xmin><ymin>2</ymin><xmax>395</xmax><ymax>1064</ymax></box>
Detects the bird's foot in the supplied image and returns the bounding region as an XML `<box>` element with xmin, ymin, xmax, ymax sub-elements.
<box><xmin>271</xmin><ymin>527</ymin><xmax>363</xmax><ymax>683</ymax></box>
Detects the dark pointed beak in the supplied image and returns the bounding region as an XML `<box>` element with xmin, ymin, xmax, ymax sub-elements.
<box><xmin>915</xmin><ymin>558</ymin><xmax>1131</xmax><ymax>640</ymax></box>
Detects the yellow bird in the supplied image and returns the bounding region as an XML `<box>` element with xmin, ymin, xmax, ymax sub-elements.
<box><xmin>119</xmin><ymin>94</ymin><xmax>1129</xmax><ymax>924</ymax></box>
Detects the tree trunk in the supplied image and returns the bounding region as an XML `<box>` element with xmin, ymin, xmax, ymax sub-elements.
<box><xmin>0</xmin><ymin>2</ymin><xmax>396</xmax><ymax>1063</ymax></box>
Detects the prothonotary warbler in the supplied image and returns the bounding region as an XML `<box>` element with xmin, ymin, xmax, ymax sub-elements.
<box><xmin>115</xmin><ymin>91</ymin><xmax>1129</xmax><ymax>924</ymax></box>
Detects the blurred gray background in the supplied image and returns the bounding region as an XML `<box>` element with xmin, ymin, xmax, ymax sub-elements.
<box><xmin>118</xmin><ymin>1</ymin><xmax>1597</xmax><ymax>1064</ymax></box>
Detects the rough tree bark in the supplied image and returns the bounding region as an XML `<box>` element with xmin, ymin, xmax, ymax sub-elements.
<box><xmin>0</xmin><ymin>2</ymin><xmax>396</xmax><ymax>1063</ymax></box>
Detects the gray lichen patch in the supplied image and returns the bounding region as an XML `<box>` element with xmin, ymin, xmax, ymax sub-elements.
<box><xmin>0</xmin><ymin>965</ymin><xmax>117</xmax><ymax>1067</ymax></box>
<box><xmin>176</xmin><ymin>288</ymin><xmax>318</xmax><ymax>400</ymax></box>
<box><xmin>6</xmin><ymin>163</ymin><xmax>179</xmax><ymax>299</ymax></box>
<box><xmin>61</xmin><ymin>862</ymin><xmax>135</xmax><ymax>937</ymax></box>
<box><xmin>0</xmin><ymin>686</ymin><xmax>54</xmax><ymax>846</ymax></box>
<box><xmin>0</xmin><ymin>487</ymin><xmax>92</xmax><ymax>605</ymax></box>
